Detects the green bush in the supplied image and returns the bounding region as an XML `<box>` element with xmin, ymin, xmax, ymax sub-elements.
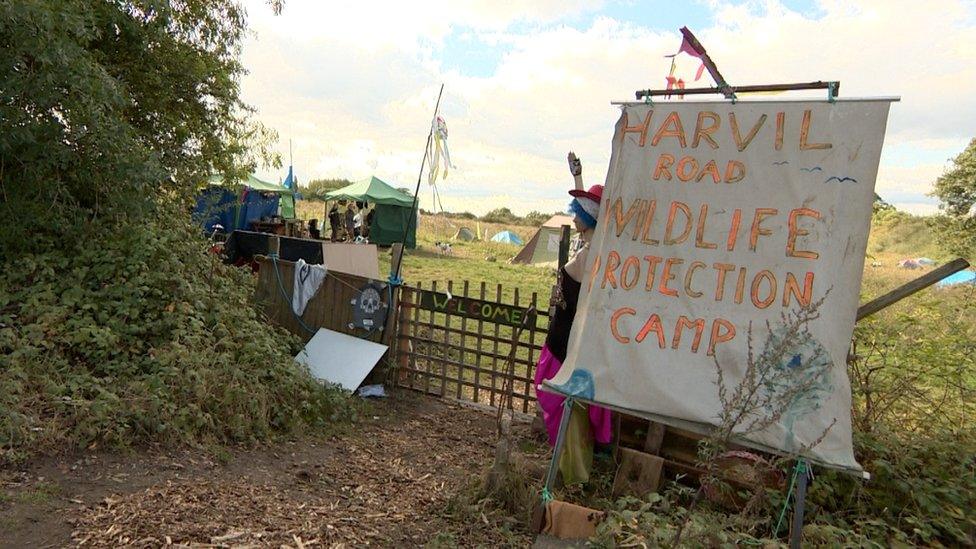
<box><xmin>868</xmin><ymin>209</ymin><xmax>945</xmax><ymax>260</ymax></box>
<box><xmin>0</xmin><ymin>212</ymin><xmax>353</xmax><ymax>463</ymax></box>
<box><xmin>810</xmin><ymin>287</ymin><xmax>976</xmax><ymax>545</ymax></box>
<box><xmin>305</xmin><ymin>178</ymin><xmax>354</xmax><ymax>200</ymax></box>
<box><xmin>481</xmin><ymin>207</ymin><xmax>522</xmax><ymax>225</ymax></box>
<box><xmin>811</xmin><ymin>428</ymin><xmax>975</xmax><ymax>545</ymax></box>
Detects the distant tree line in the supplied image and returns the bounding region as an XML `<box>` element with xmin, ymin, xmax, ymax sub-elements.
<box><xmin>304</xmin><ymin>178</ymin><xmax>353</xmax><ymax>199</ymax></box>
<box><xmin>418</xmin><ymin>207</ymin><xmax>563</xmax><ymax>227</ymax></box>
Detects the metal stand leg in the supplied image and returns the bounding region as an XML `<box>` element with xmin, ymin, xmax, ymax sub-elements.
<box><xmin>542</xmin><ymin>397</ymin><xmax>575</xmax><ymax>499</ymax></box>
<box><xmin>789</xmin><ymin>459</ymin><xmax>810</xmax><ymax>549</ymax></box>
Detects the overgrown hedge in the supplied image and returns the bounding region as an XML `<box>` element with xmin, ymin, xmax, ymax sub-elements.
<box><xmin>0</xmin><ymin>212</ymin><xmax>353</xmax><ymax>463</ymax></box>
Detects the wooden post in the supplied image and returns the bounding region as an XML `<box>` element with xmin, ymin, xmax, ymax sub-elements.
<box><xmin>558</xmin><ymin>225</ymin><xmax>571</xmax><ymax>270</ymax></box>
<box><xmin>789</xmin><ymin>460</ymin><xmax>810</xmax><ymax>549</ymax></box>
<box><xmin>385</xmin><ymin>242</ymin><xmax>406</xmax><ymax>350</ymax></box>
<box><xmin>269</xmin><ymin>236</ymin><xmax>280</xmax><ymax>256</ymax></box>
<box><xmin>548</xmin><ymin>224</ymin><xmax>573</xmax><ymax>322</ymax></box>
<box><xmin>678</xmin><ymin>26</ymin><xmax>733</xmax><ymax>97</ymax></box>
<box><xmin>395</xmin><ymin>288</ymin><xmax>412</xmax><ymax>386</ymax></box>
<box><xmin>856</xmin><ymin>258</ymin><xmax>970</xmax><ymax>321</ymax></box>
<box><xmin>643</xmin><ymin>422</ymin><xmax>666</xmax><ymax>454</ymax></box>
<box><xmin>389</xmin><ymin>243</ymin><xmax>405</xmax><ymax>278</ymax></box>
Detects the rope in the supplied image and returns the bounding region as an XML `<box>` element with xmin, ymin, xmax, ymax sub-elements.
<box><xmin>326</xmin><ymin>270</ymin><xmax>364</xmax><ymax>296</ymax></box>
<box><xmin>269</xmin><ymin>252</ymin><xmax>316</xmax><ymax>335</ymax></box>
<box><xmin>774</xmin><ymin>460</ymin><xmax>803</xmax><ymax>537</ymax></box>
<box><xmin>387</xmin><ymin>272</ymin><xmax>403</xmax><ymax>299</ymax></box>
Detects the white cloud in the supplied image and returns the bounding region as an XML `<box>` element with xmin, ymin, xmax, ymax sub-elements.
<box><xmin>876</xmin><ymin>162</ymin><xmax>949</xmax><ymax>202</ymax></box>
<box><xmin>891</xmin><ymin>201</ymin><xmax>941</xmax><ymax>216</ymax></box>
<box><xmin>240</xmin><ymin>0</ymin><xmax>976</xmax><ymax>216</ymax></box>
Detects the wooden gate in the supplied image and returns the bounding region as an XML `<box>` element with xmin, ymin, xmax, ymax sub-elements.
<box><xmin>394</xmin><ymin>281</ymin><xmax>549</xmax><ymax>414</ymax></box>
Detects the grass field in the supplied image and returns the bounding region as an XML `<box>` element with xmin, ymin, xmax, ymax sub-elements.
<box><xmin>297</xmin><ymin>200</ymin><xmax>556</xmax><ymax>302</ymax></box>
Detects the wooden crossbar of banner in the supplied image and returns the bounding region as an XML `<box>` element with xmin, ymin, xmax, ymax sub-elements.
<box><xmin>856</xmin><ymin>257</ymin><xmax>970</xmax><ymax>321</ymax></box>
<box><xmin>636</xmin><ymin>81</ymin><xmax>839</xmax><ymax>100</ymax></box>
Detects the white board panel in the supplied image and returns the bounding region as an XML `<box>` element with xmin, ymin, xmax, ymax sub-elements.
<box><xmin>295</xmin><ymin>328</ymin><xmax>388</xmax><ymax>391</ymax></box>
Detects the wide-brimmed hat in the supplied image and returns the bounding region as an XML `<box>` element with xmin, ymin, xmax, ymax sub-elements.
<box><xmin>569</xmin><ymin>184</ymin><xmax>604</xmax><ymax>203</ymax></box>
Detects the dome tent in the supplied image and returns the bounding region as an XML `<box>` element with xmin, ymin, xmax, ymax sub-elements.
<box><xmin>453</xmin><ymin>226</ymin><xmax>476</xmax><ymax>241</ymax></box>
<box><xmin>490</xmin><ymin>230</ymin><xmax>523</xmax><ymax>245</ymax></box>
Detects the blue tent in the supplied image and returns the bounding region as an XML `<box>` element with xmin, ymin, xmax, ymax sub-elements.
<box><xmin>937</xmin><ymin>270</ymin><xmax>976</xmax><ymax>287</ymax></box>
<box><xmin>490</xmin><ymin>230</ymin><xmax>524</xmax><ymax>245</ymax></box>
<box><xmin>193</xmin><ymin>174</ymin><xmax>295</xmax><ymax>233</ymax></box>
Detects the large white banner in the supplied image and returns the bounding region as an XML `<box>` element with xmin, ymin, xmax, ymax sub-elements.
<box><xmin>550</xmin><ymin>99</ymin><xmax>893</xmax><ymax>471</ymax></box>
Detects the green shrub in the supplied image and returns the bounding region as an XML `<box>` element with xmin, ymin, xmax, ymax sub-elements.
<box><xmin>812</xmin><ymin>287</ymin><xmax>976</xmax><ymax>545</ymax></box>
<box><xmin>0</xmin><ymin>212</ymin><xmax>353</xmax><ymax>463</ymax></box>
<box><xmin>811</xmin><ymin>428</ymin><xmax>975</xmax><ymax>545</ymax></box>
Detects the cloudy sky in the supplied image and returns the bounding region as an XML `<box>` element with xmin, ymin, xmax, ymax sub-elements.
<box><xmin>241</xmin><ymin>0</ymin><xmax>975</xmax><ymax>216</ymax></box>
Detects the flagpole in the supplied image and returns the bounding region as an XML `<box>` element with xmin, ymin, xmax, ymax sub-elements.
<box><xmin>678</xmin><ymin>26</ymin><xmax>733</xmax><ymax>98</ymax></box>
<box><xmin>392</xmin><ymin>83</ymin><xmax>444</xmax><ymax>281</ymax></box>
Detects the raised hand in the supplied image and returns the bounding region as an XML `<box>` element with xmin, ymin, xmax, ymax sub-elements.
<box><xmin>567</xmin><ymin>151</ymin><xmax>582</xmax><ymax>176</ymax></box>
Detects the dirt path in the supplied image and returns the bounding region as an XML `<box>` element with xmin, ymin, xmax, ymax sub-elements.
<box><xmin>0</xmin><ymin>392</ymin><xmax>536</xmax><ymax>547</ymax></box>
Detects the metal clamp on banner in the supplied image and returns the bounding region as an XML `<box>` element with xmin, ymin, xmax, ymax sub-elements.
<box><xmin>827</xmin><ymin>81</ymin><xmax>839</xmax><ymax>103</ymax></box>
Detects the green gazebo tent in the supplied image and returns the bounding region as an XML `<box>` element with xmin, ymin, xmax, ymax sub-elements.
<box><xmin>324</xmin><ymin>176</ymin><xmax>417</xmax><ymax>248</ymax></box>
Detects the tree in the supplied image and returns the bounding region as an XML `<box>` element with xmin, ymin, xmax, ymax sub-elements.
<box><xmin>482</xmin><ymin>207</ymin><xmax>520</xmax><ymax>224</ymax></box>
<box><xmin>523</xmin><ymin>211</ymin><xmax>550</xmax><ymax>226</ymax></box>
<box><xmin>0</xmin><ymin>0</ymin><xmax>274</xmax><ymax>254</ymax></box>
<box><xmin>0</xmin><ymin>1</ymin><xmax>348</xmax><ymax>461</ymax></box>
<box><xmin>930</xmin><ymin>138</ymin><xmax>976</xmax><ymax>259</ymax></box>
<box><xmin>872</xmin><ymin>192</ymin><xmax>894</xmax><ymax>214</ymax></box>
<box><xmin>305</xmin><ymin>178</ymin><xmax>353</xmax><ymax>200</ymax></box>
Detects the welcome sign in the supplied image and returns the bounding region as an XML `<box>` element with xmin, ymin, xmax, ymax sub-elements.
<box><xmin>549</xmin><ymin>99</ymin><xmax>893</xmax><ymax>471</ymax></box>
<box><xmin>417</xmin><ymin>289</ymin><xmax>535</xmax><ymax>327</ymax></box>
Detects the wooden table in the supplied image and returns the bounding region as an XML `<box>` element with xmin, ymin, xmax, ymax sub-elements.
<box><xmin>250</xmin><ymin>221</ymin><xmax>286</xmax><ymax>235</ymax></box>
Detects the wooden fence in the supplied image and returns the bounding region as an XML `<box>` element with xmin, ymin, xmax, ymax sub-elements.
<box><xmin>253</xmin><ymin>256</ymin><xmax>551</xmax><ymax>412</ymax></box>
<box><xmin>394</xmin><ymin>281</ymin><xmax>549</xmax><ymax>414</ymax></box>
<box><xmin>253</xmin><ymin>256</ymin><xmax>390</xmax><ymax>346</ymax></box>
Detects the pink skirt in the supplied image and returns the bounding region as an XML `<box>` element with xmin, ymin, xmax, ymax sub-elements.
<box><xmin>534</xmin><ymin>345</ymin><xmax>612</xmax><ymax>446</ymax></box>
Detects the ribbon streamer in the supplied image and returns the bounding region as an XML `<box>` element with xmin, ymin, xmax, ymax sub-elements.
<box><xmin>427</xmin><ymin>116</ymin><xmax>455</xmax><ymax>186</ymax></box>
<box><xmin>663</xmin><ymin>34</ymin><xmax>707</xmax><ymax>97</ymax></box>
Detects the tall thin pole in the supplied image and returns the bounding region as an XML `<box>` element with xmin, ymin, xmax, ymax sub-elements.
<box><xmin>392</xmin><ymin>83</ymin><xmax>444</xmax><ymax>280</ymax></box>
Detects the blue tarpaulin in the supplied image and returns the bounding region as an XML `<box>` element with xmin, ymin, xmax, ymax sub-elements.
<box><xmin>193</xmin><ymin>175</ymin><xmax>290</xmax><ymax>232</ymax></box>
<box><xmin>194</xmin><ymin>187</ymin><xmax>238</xmax><ymax>233</ymax></box>
<box><xmin>490</xmin><ymin>230</ymin><xmax>524</xmax><ymax>245</ymax></box>
<box><xmin>937</xmin><ymin>270</ymin><xmax>976</xmax><ymax>286</ymax></box>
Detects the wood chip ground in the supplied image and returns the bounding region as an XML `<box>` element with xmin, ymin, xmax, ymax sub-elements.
<box><xmin>0</xmin><ymin>392</ymin><xmax>536</xmax><ymax>548</ymax></box>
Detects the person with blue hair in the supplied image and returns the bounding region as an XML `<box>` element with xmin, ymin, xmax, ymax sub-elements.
<box><xmin>534</xmin><ymin>152</ymin><xmax>611</xmax><ymax>482</ymax></box>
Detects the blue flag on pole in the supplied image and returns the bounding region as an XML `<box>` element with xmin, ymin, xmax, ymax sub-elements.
<box><xmin>280</xmin><ymin>165</ymin><xmax>298</xmax><ymax>218</ymax></box>
<box><xmin>283</xmin><ymin>165</ymin><xmax>294</xmax><ymax>189</ymax></box>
